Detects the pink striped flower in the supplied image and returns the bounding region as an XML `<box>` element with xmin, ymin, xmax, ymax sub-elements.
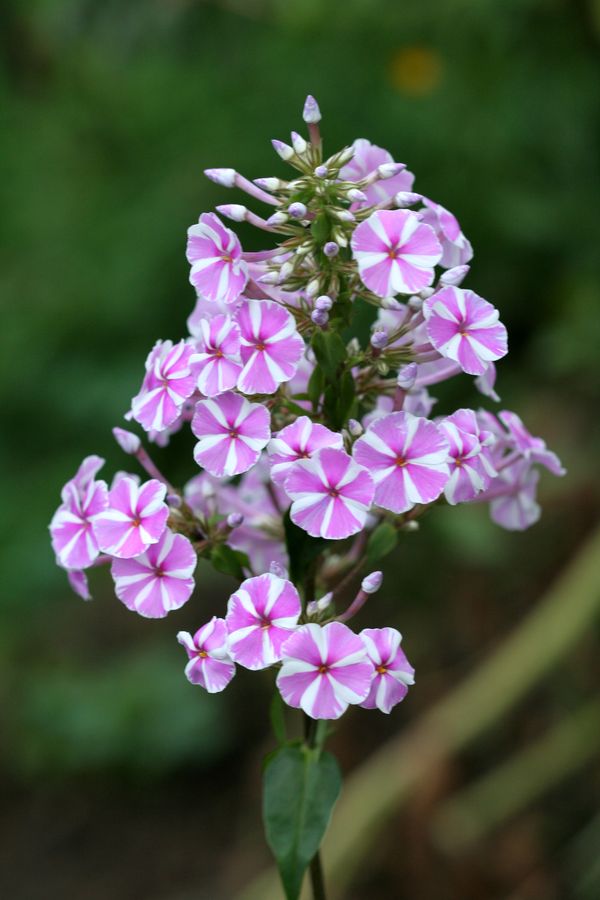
<box><xmin>111</xmin><ymin>528</ymin><xmax>196</xmax><ymax>618</ymax></box>
<box><xmin>484</xmin><ymin>459</ymin><xmax>541</xmax><ymax>531</ymax></box>
<box><xmin>235</xmin><ymin>299</ymin><xmax>304</xmax><ymax>395</ymax></box>
<box><xmin>50</xmin><ymin>456</ymin><xmax>108</xmax><ymax>570</ymax></box>
<box><xmin>131</xmin><ymin>340</ymin><xmax>199</xmax><ymax>433</ymax></box>
<box><xmin>192</xmin><ymin>392</ymin><xmax>270</xmax><ymax>477</ymax></box>
<box><xmin>360</xmin><ymin>628</ymin><xmax>415</xmax><ymax>714</ymax></box>
<box><xmin>499</xmin><ymin>411</ymin><xmax>565</xmax><ymax>476</ymax></box>
<box><xmin>439</xmin><ymin>409</ymin><xmax>495</xmax><ymax>505</ymax></box>
<box><xmin>351</xmin><ymin>209</ymin><xmax>442</xmax><ymax>297</ymax></box>
<box><xmin>340</xmin><ymin>139</ymin><xmax>415</xmax><ymax>207</ymax></box>
<box><xmin>420</xmin><ymin>198</ymin><xmax>473</xmax><ymax>269</ymax></box>
<box><xmin>284</xmin><ymin>448</ymin><xmax>375</xmax><ymax>540</ymax></box>
<box><xmin>186</xmin><ymin>212</ymin><xmax>248</xmax><ymax>305</ymax></box>
<box><xmin>353</xmin><ymin>412</ymin><xmax>449</xmax><ymax>514</ymax></box>
<box><xmin>93</xmin><ymin>476</ymin><xmax>168</xmax><ymax>559</ymax></box>
<box><xmin>191</xmin><ymin>314</ymin><xmax>242</xmax><ymax>397</ymax></box>
<box><xmin>277</xmin><ymin>622</ymin><xmax>374</xmax><ymax>720</ymax></box>
<box><xmin>177</xmin><ymin>618</ymin><xmax>236</xmax><ymax>692</ymax></box>
<box><xmin>225</xmin><ymin>573</ymin><xmax>301</xmax><ymax>670</ymax></box>
<box><xmin>267</xmin><ymin>416</ymin><xmax>344</xmax><ymax>486</ymax></box>
<box><xmin>424</xmin><ymin>286</ymin><xmax>508</xmax><ymax>376</ymax></box>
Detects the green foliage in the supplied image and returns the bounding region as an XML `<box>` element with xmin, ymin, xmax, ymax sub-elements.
<box><xmin>210</xmin><ymin>544</ymin><xmax>250</xmax><ymax>581</ymax></box>
<box><xmin>283</xmin><ymin>510</ymin><xmax>326</xmax><ymax>587</ymax></box>
<box><xmin>366</xmin><ymin>521</ymin><xmax>399</xmax><ymax>565</ymax></box>
<box><xmin>263</xmin><ymin>745</ymin><xmax>342</xmax><ymax>900</ymax></box>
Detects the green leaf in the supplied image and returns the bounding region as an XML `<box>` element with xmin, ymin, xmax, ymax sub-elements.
<box><xmin>210</xmin><ymin>544</ymin><xmax>249</xmax><ymax>581</ymax></box>
<box><xmin>366</xmin><ymin>522</ymin><xmax>398</xmax><ymax>565</ymax></box>
<box><xmin>284</xmin><ymin>510</ymin><xmax>326</xmax><ymax>586</ymax></box>
<box><xmin>263</xmin><ymin>745</ymin><xmax>342</xmax><ymax>900</ymax></box>
<box><xmin>310</xmin><ymin>213</ymin><xmax>330</xmax><ymax>244</ymax></box>
<box><xmin>311</xmin><ymin>331</ymin><xmax>347</xmax><ymax>381</ymax></box>
<box><xmin>335</xmin><ymin>370</ymin><xmax>356</xmax><ymax>426</ymax></box>
<box><xmin>307</xmin><ymin>365</ymin><xmax>324</xmax><ymax>413</ymax></box>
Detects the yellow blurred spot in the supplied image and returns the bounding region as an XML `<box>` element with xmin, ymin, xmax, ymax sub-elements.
<box><xmin>388</xmin><ymin>46</ymin><xmax>443</xmax><ymax>96</ymax></box>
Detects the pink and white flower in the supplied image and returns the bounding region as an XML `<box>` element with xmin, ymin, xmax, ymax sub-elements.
<box><xmin>267</xmin><ymin>416</ymin><xmax>344</xmax><ymax>485</ymax></box>
<box><xmin>225</xmin><ymin>573</ymin><xmax>301</xmax><ymax>670</ymax></box>
<box><xmin>235</xmin><ymin>299</ymin><xmax>304</xmax><ymax>395</ymax></box>
<box><xmin>177</xmin><ymin>618</ymin><xmax>235</xmax><ymax>692</ymax></box>
<box><xmin>360</xmin><ymin>628</ymin><xmax>415</xmax><ymax>714</ymax></box>
<box><xmin>340</xmin><ymin>139</ymin><xmax>415</xmax><ymax>207</ymax></box>
<box><xmin>499</xmin><ymin>411</ymin><xmax>565</xmax><ymax>476</ymax></box>
<box><xmin>192</xmin><ymin>392</ymin><xmax>270</xmax><ymax>477</ymax></box>
<box><xmin>277</xmin><ymin>622</ymin><xmax>374</xmax><ymax>720</ymax></box>
<box><xmin>351</xmin><ymin>209</ymin><xmax>442</xmax><ymax>297</ymax></box>
<box><xmin>111</xmin><ymin>528</ymin><xmax>196</xmax><ymax>618</ymax></box>
<box><xmin>186</xmin><ymin>212</ymin><xmax>248</xmax><ymax>305</ymax></box>
<box><xmin>284</xmin><ymin>448</ymin><xmax>375</xmax><ymax>540</ymax></box>
<box><xmin>482</xmin><ymin>459</ymin><xmax>542</xmax><ymax>531</ymax></box>
<box><xmin>424</xmin><ymin>286</ymin><xmax>508</xmax><ymax>376</ymax></box>
<box><xmin>131</xmin><ymin>340</ymin><xmax>199</xmax><ymax>433</ymax></box>
<box><xmin>191</xmin><ymin>314</ymin><xmax>242</xmax><ymax>397</ymax></box>
<box><xmin>93</xmin><ymin>476</ymin><xmax>168</xmax><ymax>559</ymax></box>
<box><xmin>353</xmin><ymin>412</ymin><xmax>449</xmax><ymax>514</ymax></box>
<box><xmin>420</xmin><ymin>198</ymin><xmax>473</xmax><ymax>268</ymax></box>
<box><xmin>50</xmin><ymin>456</ymin><xmax>108</xmax><ymax>570</ymax></box>
<box><xmin>439</xmin><ymin>409</ymin><xmax>495</xmax><ymax>505</ymax></box>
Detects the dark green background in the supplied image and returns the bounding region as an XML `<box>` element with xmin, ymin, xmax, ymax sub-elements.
<box><xmin>1</xmin><ymin>1</ymin><xmax>599</xmax><ymax>897</ymax></box>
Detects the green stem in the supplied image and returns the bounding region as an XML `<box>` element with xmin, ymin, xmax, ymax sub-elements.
<box><xmin>304</xmin><ymin>712</ymin><xmax>330</xmax><ymax>900</ymax></box>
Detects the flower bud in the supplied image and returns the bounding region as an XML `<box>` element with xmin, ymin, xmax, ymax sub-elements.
<box><xmin>291</xmin><ymin>131</ymin><xmax>308</xmax><ymax>155</ymax></box>
<box><xmin>419</xmin><ymin>287</ymin><xmax>435</xmax><ymax>299</ymax></box>
<box><xmin>394</xmin><ymin>191</ymin><xmax>422</xmax><ymax>208</ymax></box>
<box><xmin>307</xmin><ymin>592</ymin><xmax>333</xmax><ymax>616</ymax></box>
<box><xmin>254</xmin><ymin>177</ymin><xmax>285</xmax><ymax>191</ymax></box>
<box><xmin>335</xmin><ymin>147</ymin><xmax>355</xmax><ymax>166</ymax></box>
<box><xmin>440</xmin><ymin>264</ymin><xmax>470</xmax><ymax>286</ymax></box>
<box><xmin>306</xmin><ymin>277</ymin><xmax>321</xmax><ymax>297</ymax></box>
<box><xmin>204</xmin><ymin>167</ymin><xmax>237</xmax><ymax>188</ymax></box>
<box><xmin>288</xmin><ymin>201</ymin><xmax>307</xmax><ymax>219</ymax></box>
<box><xmin>377</xmin><ymin>162</ymin><xmax>406</xmax><ymax>179</ymax></box>
<box><xmin>113</xmin><ymin>427</ymin><xmax>141</xmax><ymax>455</ymax></box>
<box><xmin>370</xmin><ymin>330</ymin><xmax>388</xmax><ymax>350</ymax></box>
<box><xmin>347</xmin><ymin>188</ymin><xmax>367</xmax><ymax>203</ymax></box>
<box><xmin>272</xmin><ymin>139</ymin><xmax>295</xmax><ymax>161</ymax></box>
<box><xmin>258</xmin><ymin>270</ymin><xmax>280</xmax><ymax>284</ymax></box>
<box><xmin>311</xmin><ymin>308</ymin><xmax>329</xmax><ymax>327</ymax></box>
<box><xmin>323</xmin><ymin>241</ymin><xmax>339</xmax><ymax>257</ymax></box>
<box><xmin>315</xmin><ymin>295</ymin><xmax>333</xmax><ymax>311</ymax></box>
<box><xmin>402</xmin><ymin>520</ymin><xmax>420</xmax><ymax>532</ymax></box>
<box><xmin>302</xmin><ymin>94</ymin><xmax>322</xmax><ymax>124</ymax></box>
<box><xmin>381</xmin><ymin>296</ymin><xmax>403</xmax><ymax>310</ymax></box>
<box><xmin>348</xmin><ymin>418</ymin><xmax>363</xmax><ymax>437</ymax></box>
<box><xmin>167</xmin><ymin>493</ymin><xmax>183</xmax><ymax>508</ymax></box>
<box><xmin>216</xmin><ymin>203</ymin><xmax>247</xmax><ymax>222</ymax></box>
<box><xmin>270</xmin><ymin>561</ymin><xmax>289</xmax><ymax>579</ymax></box>
<box><xmin>361</xmin><ymin>571</ymin><xmax>383</xmax><ymax>594</ymax></box>
<box><xmin>314</xmin><ymin>164</ymin><xmax>328</xmax><ymax>178</ymax></box>
<box><xmin>278</xmin><ymin>260</ymin><xmax>294</xmax><ymax>280</ymax></box>
<box><xmin>397</xmin><ymin>362</ymin><xmax>418</xmax><ymax>390</ymax></box>
<box><xmin>227</xmin><ymin>512</ymin><xmax>244</xmax><ymax>529</ymax></box>
<box><xmin>331</xmin><ymin>209</ymin><xmax>355</xmax><ymax>223</ymax></box>
<box><xmin>266</xmin><ymin>211</ymin><xmax>289</xmax><ymax>227</ymax></box>
<box><xmin>346</xmin><ymin>337</ymin><xmax>360</xmax><ymax>355</ymax></box>
<box><xmin>408</xmin><ymin>295</ymin><xmax>423</xmax><ymax>310</ymax></box>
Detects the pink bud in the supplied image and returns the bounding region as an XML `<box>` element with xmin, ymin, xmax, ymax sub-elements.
<box><xmin>315</xmin><ymin>295</ymin><xmax>333</xmax><ymax>311</ymax></box>
<box><xmin>348</xmin><ymin>419</ymin><xmax>363</xmax><ymax>437</ymax></box>
<box><xmin>216</xmin><ymin>203</ymin><xmax>247</xmax><ymax>222</ymax></box>
<box><xmin>272</xmin><ymin>139</ymin><xmax>294</xmax><ymax>161</ymax></box>
<box><xmin>302</xmin><ymin>95</ymin><xmax>322</xmax><ymax>124</ymax></box>
<box><xmin>397</xmin><ymin>362</ymin><xmax>418</xmax><ymax>390</ymax></box>
<box><xmin>204</xmin><ymin>167</ymin><xmax>237</xmax><ymax>187</ymax></box>
<box><xmin>323</xmin><ymin>241</ymin><xmax>339</xmax><ymax>257</ymax></box>
<box><xmin>291</xmin><ymin>131</ymin><xmax>308</xmax><ymax>154</ymax></box>
<box><xmin>266</xmin><ymin>211</ymin><xmax>289</xmax><ymax>227</ymax></box>
<box><xmin>347</xmin><ymin>188</ymin><xmax>367</xmax><ymax>203</ymax></box>
<box><xmin>288</xmin><ymin>201</ymin><xmax>307</xmax><ymax>219</ymax></box>
<box><xmin>269</xmin><ymin>561</ymin><xmax>289</xmax><ymax>579</ymax></box>
<box><xmin>113</xmin><ymin>427</ymin><xmax>141</xmax><ymax>455</ymax></box>
<box><xmin>394</xmin><ymin>191</ymin><xmax>422</xmax><ymax>207</ymax></box>
<box><xmin>227</xmin><ymin>512</ymin><xmax>244</xmax><ymax>529</ymax></box>
<box><xmin>377</xmin><ymin>162</ymin><xmax>406</xmax><ymax>179</ymax></box>
<box><xmin>440</xmin><ymin>264</ymin><xmax>470</xmax><ymax>286</ymax></box>
<box><xmin>314</xmin><ymin>165</ymin><xmax>328</xmax><ymax>178</ymax></box>
<box><xmin>361</xmin><ymin>571</ymin><xmax>383</xmax><ymax>594</ymax></box>
<box><xmin>311</xmin><ymin>308</ymin><xmax>329</xmax><ymax>327</ymax></box>
<box><xmin>370</xmin><ymin>330</ymin><xmax>388</xmax><ymax>350</ymax></box>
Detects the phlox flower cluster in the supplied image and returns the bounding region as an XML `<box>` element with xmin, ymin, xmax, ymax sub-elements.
<box><xmin>50</xmin><ymin>96</ymin><xmax>564</xmax><ymax>721</ymax></box>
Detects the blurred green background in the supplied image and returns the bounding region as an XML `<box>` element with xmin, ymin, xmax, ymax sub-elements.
<box><xmin>1</xmin><ymin>1</ymin><xmax>599</xmax><ymax>898</ymax></box>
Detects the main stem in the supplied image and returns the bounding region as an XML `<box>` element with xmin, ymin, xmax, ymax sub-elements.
<box><xmin>303</xmin><ymin>713</ymin><xmax>329</xmax><ymax>900</ymax></box>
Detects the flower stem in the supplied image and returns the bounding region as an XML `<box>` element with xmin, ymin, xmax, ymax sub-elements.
<box><xmin>309</xmin><ymin>851</ymin><xmax>327</xmax><ymax>900</ymax></box>
<box><xmin>303</xmin><ymin>713</ymin><xmax>330</xmax><ymax>900</ymax></box>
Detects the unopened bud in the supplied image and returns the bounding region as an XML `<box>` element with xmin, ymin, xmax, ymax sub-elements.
<box><xmin>346</xmin><ymin>337</ymin><xmax>361</xmax><ymax>355</ymax></box>
<box><xmin>216</xmin><ymin>203</ymin><xmax>247</xmax><ymax>222</ymax></box>
<box><xmin>272</xmin><ymin>139</ymin><xmax>295</xmax><ymax>161</ymax></box>
<box><xmin>269</xmin><ymin>561</ymin><xmax>289</xmax><ymax>579</ymax></box>
<box><xmin>226</xmin><ymin>512</ymin><xmax>244</xmax><ymax>529</ymax></box>
<box><xmin>331</xmin><ymin>209</ymin><xmax>355</xmax><ymax>223</ymax></box>
<box><xmin>323</xmin><ymin>241</ymin><xmax>339</xmax><ymax>257</ymax></box>
<box><xmin>113</xmin><ymin>427</ymin><xmax>141</xmax><ymax>455</ymax></box>
<box><xmin>288</xmin><ymin>201</ymin><xmax>307</xmax><ymax>219</ymax></box>
<box><xmin>440</xmin><ymin>264</ymin><xmax>470</xmax><ymax>286</ymax></box>
<box><xmin>348</xmin><ymin>418</ymin><xmax>363</xmax><ymax>437</ymax></box>
<box><xmin>279</xmin><ymin>260</ymin><xmax>295</xmax><ymax>280</ymax></box>
<box><xmin>254</xmin><ymin>177</ymin><xmax>285</xmax><ymax>191</ymax></box>
<box><xmin>302</xmin><ymin>94</ymin><xmax>322</xmax><ymax>124</ymax></box>
<box><xmin>394</xmin><ymin>191</ymin><xmax>422</xmax><ymax>208</ymax></box>
<box><xmin>291</xmin><ymin>131</ymin><xmax>308</xmax><ymax>155</ymax></box>
<box><xmin>408</xmin><ymin>295</ymin><xmax>423</xmax><ymax>310</ymax></box>
<box><xmin>258</xmin><ymin>270</ymin><xmax>280</xmax><ymax>285</ymax></box>
<box><xmin>361</xmin><ymin>571</ymin><xmax>383</xmax><ymax>594</ymax></box>
<box><xmin>402</xmin><ymin>520</ymin><xmax>420</xmax><ymax>532</ymax></box>
<box><xmin>419</xmin><ymin>287</ymin><xmax>435</xmax><ymax>299</ymax></box>
<box><xmin>167</xmin><ymin>493</ymin><xmax>183</xmax><ymax>508</ymax></box>
<box><xmin>370</xmin><ymin>330</ymin><xmax>388</xmax><ymax>350</ymax></box>
<box><xmin>397</xmin><ymin>362</ymin><xmax>418</xmax><ymax>390</ymax></box>
<box><xmin>307</xmin><ymin>592</ymin><xmax>333</xmax><ymax>616</ymax></box>
<box><xmin>204</xmin><ymin>167</ymin><xmax>237</xmax><ymax>188</ymax></box>
<box><xmin>335</xmin><ymin>147</ymin><xmax>355</xmax><ymax>166</ymax></box>
<box><xmin>306</xmin><ymin>277</ymin><xmax>321</xmax><ymax>297</ymax></box>
<box><xmin>347</xmin><ymin>188</ymin><xmax>367</xmax><ymax>203</ymax></box>
<box><xmin>381</xmin><ymin>296</ymin><xmax>403</xmax><ymax>310</ymax></box>
<box><xmin>266</xmin><ymin>211</ymin><xmax>289</xmax><ymax>227</ymax></box>
<box><xmin>311</xmin><ymin>308</ymin><xmax>329</xmax><ymax>327</ymax></box>
<box><xmin>377</xmin><ymin>162</ymin><xmax>406</xmax><ymax>179</ymax></box>
<box><xmin>314</xmin><ymin>164</ymin><xmax>328</xmax><ymax>178</ymax></box>
<box><xmin>315</xmin><ymin>295</ymin><xmax>333</xmax><ymax>311</ymax></box>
